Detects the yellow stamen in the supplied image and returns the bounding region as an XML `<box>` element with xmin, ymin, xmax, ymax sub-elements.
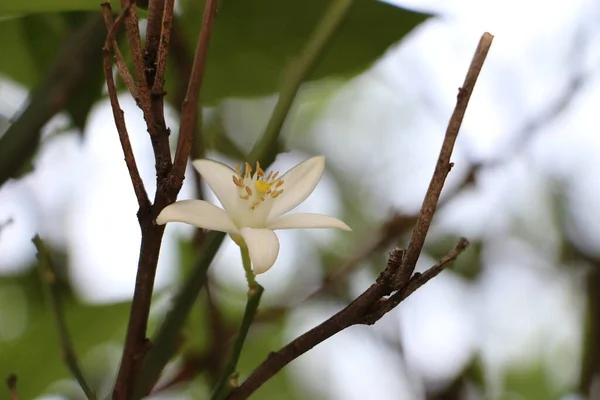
<box><xmin>235</xmin><ymin>164</ymin><xmax>242</xmax><ymax>176</ymax></box>
<box><xmin>245</xmin><ymin>186</ymin><xmax>252</xmax><ymax>196</ymax></box>
<box><xmin>275</xmin><ymin>179</ymin><xmax>284</xmax><ymax>188</ymax></box>
<box><xmin>271</xmin><ymin>189</ymin><xmax>283</xmax><ymax>198</ymax></box>
<box><xmin>240</xmin><ymin>194</ymin><xmax>250</xmax><ymax>200</ymax></box>
<box><xmin>232</xmin><ymin>176</ymin><xmax>244</xmax><ymax>188</ymax></box>
<box><xmin>266</xmin><ymin>171</ymin><xmax>273</xmax><ymax>181</ymax></box>
<box><xmin>256</xmin><ymin>162</ymin><xmax>265</xmax><ymax>177</ymax></box>
<box><xmin>245</xmin><ymin>162</ymin><xmax>252</xmax><ymax>179</ymax></box>
<box><xmin>272</xmin><ymin>171</ymin><xmax>279</xmax><ymax>180</ymax></box>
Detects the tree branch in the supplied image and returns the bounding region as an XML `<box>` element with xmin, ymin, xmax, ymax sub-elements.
<box><xmin>394</xmin><ymin>32</ymin><xmax>493</xmax><ymax>288</ymax></box>
<box><xmin>226</xmin><ymin>239</ymin><xmax>469</xmax><ymax>400</ymax></box>
<box><xmin>171</xmin><ymin>0</ymin><xmax>219</xmax><ymax>185</ymax></box>
<box><xmin>101</xmin><ymin>5</ymin><xmax>151</xmax><ymax>210</ymax></box>
<box><xmin>226</xmin><ymin>32</ymin><xmax>493</xmax><ymax>400</ymax></box>
<box><xmin>132</xmin><ymin>232</ymin><xmax>226</xmax><ymax>399</ymax></box>
<box><xmin>100</xmin><ymin>4</ymin><xmax>138</xmax><ymax>100</ymax></box>
<box><xmin>32</xmin><ymin>235</ymin><xmax>97</xmax><ymax>400</ymax></box>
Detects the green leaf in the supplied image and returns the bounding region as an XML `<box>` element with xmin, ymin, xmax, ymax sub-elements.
<box><xmin>0</xmin><ymin>271</ymin><xmax>130</xmax><ymax>400</ymax></box>
<box><xmin>0</xmin><ymin>0</ymin><xmax>105</xmax><ymax>15</ymax></box>
<box><xmin>175</xmin><ymin>0</ymin><xmax>427</xmax><ymax>102</ymax></box>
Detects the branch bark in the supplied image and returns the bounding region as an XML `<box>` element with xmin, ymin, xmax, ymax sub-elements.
<box><xmin>226</xmin><ymin>239</ymin><xmax>469</xmax><ymax>400</ymax></box>
<box><xmin>226</xmin><ymin>32</ymin><xmax>494</xmax><ymax>400</ymax></box>
<box><xmin>394</xmin><ymin>32</ymin><xmax>493</xmax><ymax>288</ymax></box>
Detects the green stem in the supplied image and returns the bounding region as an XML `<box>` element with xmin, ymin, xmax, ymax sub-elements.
<box><xmin>248</xmin><ymin>0</ymin><xmax>354</xmax><ymax>165</ymax></box>
<box><xmin>211</xmin><ymin>247</ymin><xmax>264</xmax><ymax>400</ymax></box>
<box><xmin>32</xmin><ymin>235</ymin><xmax>97</xmax><ymax>400</ymax></box>
<box><xmin>240</xmin><ymin>246</ymin><xmax>257</xmax><ymax>289</ymax></box>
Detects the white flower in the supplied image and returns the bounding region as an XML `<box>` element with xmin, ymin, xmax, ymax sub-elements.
<box><xmin>156</xmin><ymin>156</ymin><xmax>351</xmax><ymax>274</ymax></box>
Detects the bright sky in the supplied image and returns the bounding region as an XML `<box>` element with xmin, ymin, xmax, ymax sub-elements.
<box><xmin>1</xmin><ymin>0</ymin><xmax>599</xmax><ymax>398</ymax></box>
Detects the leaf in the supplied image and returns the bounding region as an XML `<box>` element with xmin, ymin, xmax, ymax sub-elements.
<box><xmin>0</xmin><ymin>270</ymin><xmax>130</xmax><ymax>400</ymax></box>
<box><xmin>175</xmin><ymin>0</ymin><xmax>428</xmax><ymax>102</ymax></box>
<box><xmin>0</xmin><ymin>0</ymin><xmax>108</xmax><ymax>15</ymax></box>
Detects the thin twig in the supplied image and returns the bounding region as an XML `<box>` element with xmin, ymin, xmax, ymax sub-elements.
<box><xmin>151</xmin><ymin>0</ymin><xmax>176</xmax><ymax>95</ymax></box>
<box><xmin>116</xmin><ymin>0</ymin><xmax>173</xmax><ymax>183</ymax></box>
<box><xmin>118</xmin><ymin>0</ymin><xmax>150</xmax><ymax>108</ymax></box>
<box><xmin>226</xmin><ymin>33</ymin><xmax>493</xmax><ymax>400</ymax></box>
<box><xmin>32</xmin><ymin>235</ymin><xmax>97</xmax><ymax>400</ymax></box>
<box><xmin>361</xmin><ymin>238</ymin><xmax>470</xmax><ymax>323</ymax></box>
<box><xmin>6</xmin><ymin>375</ymin><xmax>18</xmax><ymax>400</ymax></box>
<box><xmin>248</xmin><ymin>0</ymin><xmax>354</xmax><ymax>165</ymax></box>
<box><xmin>394</xmin><ymin>32</ymin><xmax>493</xmax><ymax>288</ymax></box>
<box><xmin>171</xmin><ymin>0</ymin><xmax>219</xmax><ymax>184</ymax></box>
<box><xmin>211</xmin><ymin>284</ymin><xmax>264</xmax><ymax>400</ymax></box>
<box><xmin>101</xmin><ymin>4</ymin><xmax>151</xmax><ymax>210</ymax></box>
<box><xmin>226</xmin><ymin>239</ymin><xmax>470</xmax><ymax>400</ymax></box>
<box><xmin>100</xmin><ymin>3</ymin><xmax>138</xmax><ymax>100</ymax></box>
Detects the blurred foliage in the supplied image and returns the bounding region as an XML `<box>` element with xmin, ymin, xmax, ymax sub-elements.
<box><xmin>0</xmin><ymin>266</ymin><xmax>130</xmax><ymax>399</ymax></box>
<box><xmin>1</xmin><ymin>0</ymin><xmax>585</xmax><ymax>399</ymax></box>
<box><xmin>178</xmin><ymin>0</ymin><xmax>427</xmax><ymax>102</ymax></box>
<box><xmin>501</xmin><ymin>363</ymin><xmax>569</xmax><ymax>400</ymax></box>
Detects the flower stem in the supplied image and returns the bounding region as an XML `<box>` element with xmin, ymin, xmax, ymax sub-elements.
<box><xmin>240</xmin><ymin>246</ymin><xmax>257</xmax><ymax>290</ymax></box>
<box><xmin>211</xmin><ymin>247</ymin><xmax>264</xmax><ymax>400</ymax></box>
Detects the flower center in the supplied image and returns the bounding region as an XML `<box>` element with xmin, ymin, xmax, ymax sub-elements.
<box><xmin>232</xmin><ymin>161</ymin><xmax>284</xmax><ymax>212</ymax></box>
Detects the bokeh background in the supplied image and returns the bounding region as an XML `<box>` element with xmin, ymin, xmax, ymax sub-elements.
<box><xmin>1</xmin><ymin>0</ymin><xmax>599</xmax><ymax>399</ymax></box>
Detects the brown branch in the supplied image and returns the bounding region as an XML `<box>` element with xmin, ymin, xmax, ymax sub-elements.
<box><xmin>6</xmin><ymin>375</ymin><xmax>18</xmax><ymax>400</ymax></box>
<box><xmin>393</xmin><ymin>32</ymin><xmax>493</xmax><ymax>288</ymax></box>
<box><xmin>111</xmin><ymin>1</ymin><xmax>219</xmax><ymax>398</ymax></box>
<box><xmin>144</xmin><ymin>0</ymin><xmax>166</xmax><ymax>87</ymax></box>
<box><xmin>171</xmin><ymin>0</ymin><xmax>219</xmax><ymax>185</ymax></box>
<box><xmin>100</xmin><ymin>4</ymin><xmax>138</xmax><ymax>100</ymax></box>
<box><xmin>116</xmin><ymin>0</ymin><xmax>173</xmax><ymax>184</ymax></box>
<box><xmin>101</xmin><ymin>5</ymin><xmax>151</xmax><ymax>210</ymax></box>
<box><xmin>225</xmin><ymin>32</ymin><xmax>493</xmax><ymax>400</ymax></box>
<box><xmin>226</xmin><ymin>239</ymin><xmax>470</xmax><ymax>400</ymax></box>
<box><xmin>151</xmin><ymin>0</ymin><xmax>176</xmax><ymax>95</ymax></box>
<box><xmin>101</xmin><ymin>4</ymin><xmax>169</xmax><ymax>399</ymax></box>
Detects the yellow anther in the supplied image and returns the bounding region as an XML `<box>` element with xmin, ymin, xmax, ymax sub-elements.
<box><xmin>256</xmin><ymin>162</ymin><xmax>265</xmax><ymax>177</ymax></box>
<box><xmin>275</xmin><ymin>179</ymin><xmax>284</xmax><ymax>188</ymax></box>
<box><xmin>240</xmin><ymin>194</ymin><xmax>250</xmax><ymax>200</ymax></box>
<box><xmin>232</xmin><ymin>176</ymin><xmax>244</xmax><ymax>188</ymax></box>
<box><xmin>244</xmin><ymin>162</ymin><xmax>252</xmax><ymax>179</ymax></box>
<box><xmin>271</xmin><ymin>189</ymin><xmax>283</xmax><ymax>198</ymax></box>
<box><xmin>235</xmin><ymin>164</ymin><xmax>242</xmax><ymax>176</ymax></box>
<box><xmin>245</xmin><ymin>186</ymin><xmax>253</xmax><ymax>196</ymax></box>
<box><xmin>272</xmin><ymin>171</ymin><xmax>279</xmax><ymax>180</ymax></box>
<box><xmin>266</xmin><ymin>171</ymin><xmax>273</xmax><ymax>181</ymax></box>
<box><xmin>255</xmin><ymin>180</ymin><xmax>271</xmax><ymax>194</ymax></box>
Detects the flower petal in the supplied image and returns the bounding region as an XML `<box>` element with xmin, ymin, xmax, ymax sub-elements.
<box><xmin>193</xmin><ymin>159</ymin><xmax>238</xmax><ymax>213</ymax></box>
<box><xmin>268</xmin><ymin>156</ymin><xmax>325</xmax><ymax>219</ymax></box>
<box><xmin>156</xmin><ymin>200</ymin><xmax>239</xmax><ymax>233</ymax></box>
<box><xmin>267</xmin><ymin>213</ymin><xmax>351</xmax><ymax>231</ymax></box>
<box><xmin>240</xmin><ymin>227</ymin><xmax>280</xmax><ymax>274</ymax></box>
